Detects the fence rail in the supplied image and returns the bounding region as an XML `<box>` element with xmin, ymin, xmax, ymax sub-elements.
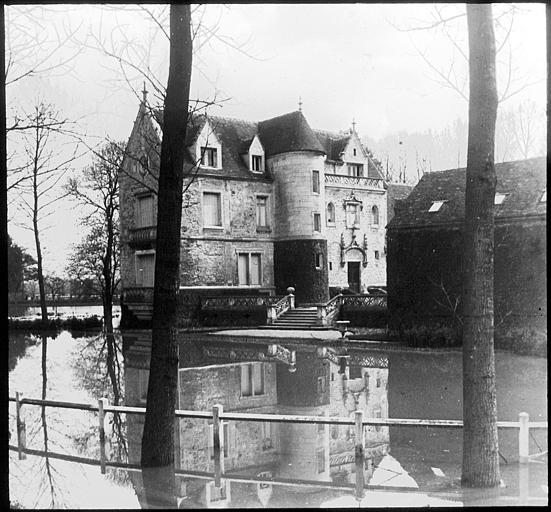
<box><xmin>9</xmin><ymin>394</ymin><xmax>547</xmax><ymax>498</ymax></box>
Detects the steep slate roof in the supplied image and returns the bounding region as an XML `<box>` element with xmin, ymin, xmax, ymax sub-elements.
<box><xmin>387</xmin><ymin>183</ymin><xmax>413</xmax><ymax>223</ymax></box>
<box><xmin>257</xmin><ymin>110</ymin><xmax>325</xmax><ymax>157</ymax></box>
<box><xmin>387</xmin><ymin>157</ymin><xmax>546</xmax><ymax>229</ymax></box>
<box><xmin>313</xmin><ymin>129</ymin><xmax>350</xmax><ymax>161</ymax></box>
<box><xmin>148</xmin><ymin>108</ymin><xmax>384</xmax><ymax>179</ymax></box>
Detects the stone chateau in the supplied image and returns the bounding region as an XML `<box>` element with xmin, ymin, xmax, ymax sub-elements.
<box><xmin>120</xmin><ymin>95</ymin><xmax>390</xmax><ymax>318</ymax></box>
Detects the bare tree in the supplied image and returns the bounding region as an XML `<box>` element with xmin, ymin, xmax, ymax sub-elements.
<box><xmin>11</xmin><ymin>102</ymin><xmax>81</xmax><ymax>326</ymax></box>
<box><xmin>66</xmin><ymin>141</ymin><xmax>122</xmax><ymax>333</ymax></box>
<box><xmin>462</xmin><ymin>4</ymin><xmax>500</xmax><ymax>488</ymax></box>
<box><xmin>140</xmin><ymin>4</ymin><xmax>193</xmax><ymax>475</ymax></box>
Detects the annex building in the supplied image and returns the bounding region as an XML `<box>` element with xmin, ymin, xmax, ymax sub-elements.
<box><xmin>386</xmin><ymin>157</ymin><xmax>546</xmax><ymax>352</ymax></box>
<box><xmin>120</xmin><ymin>96</ymin><xmax>389</xmax><ymax>323</ymax></box>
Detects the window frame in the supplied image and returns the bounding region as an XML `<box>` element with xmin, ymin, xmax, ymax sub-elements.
<box><xmin>313</xmin><ymin>212</ymin><xmax>322</xmax><ymax>233</ymax></box>
<box><xmin>494</xmin><ymin>192</ymin><xmax>508</xmax><ymax>205</ymax></box>
<box><xmin>312</xmin><ymin>170</ymin><xmax>320</xmax><ymax>194</ymax></box>
<box><xmin>135</xmin><ymin>193</ymin><xmax>155</xmax><ymax>228</ymax></box>
<box><xmin>371</xmin><ymin>205</ymin><xmax>380</xmax><ymax>226</ymax></box>
<box><xmin>202</xmin><ymin>191</ymin><xmax>223</xmax><ymax>229</ymax></box>
<box><xmin>240</xmin><ymin>362</ymin><xmax>265</xmax><ymax>397</ymax></box>
<box><xmin>135</xmin><ymin>250</ymin><xmax>156</xmax><ymax>287</ymax></box>
<box><xmin>251</xmin><ymin>154</ymin><xmax>263</xmax><ymax>172</ymax></box>
<box><xmin>200</xmin><ymin>146</ymin><xmax>218</xmax><ymax>168</ymax></box>
<box><xmin>347</xmin><ymin>163</ymin><xmax>364</xmax><ymax>177</ymax></box>
<box><xmin>326</xmin><ymin>202</ymin><xmax>336</xmax><ymax>225</ymax></box>
<box><xmin>428</xmin><ymin>200</ymin><xmax>446</xmax><ymax>213</ymax></box>
<box><xmin>255</xmin><ymin>195</ymin><xmax>269</xmax><ymax>228</ymax></box>
<box><xmin>314</xmin><ymin>252</ymin><xmax>323</xmax><ymax>270</ymax></box>
<box><xmin>237</xmin><ymin>252</ymin><xmax>262</xmax><ymax>286</ymax></box>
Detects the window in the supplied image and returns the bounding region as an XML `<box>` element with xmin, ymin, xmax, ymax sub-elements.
<box><xmin>240</xmin><ymin>363</ymin><xmax>264</xmax><ymax>396</ymax></box>
<box><xmin>203</xmin><ymin>192</ymin><xmax>222</xmax><ymax>227</ymax></box>
<box><xmin>428</xmin><ymin>200</ymin><xmax>445</xmax><ymax>212</ymax></box>
<box><xmin>329</xmin><ymin>261</ymin><xmax>333</xmax><ymax>271</ymax></box>
<box><xmin>371</xmin><ymin>205</ymin><xmax>379</xmax><ymax>225</ymax></box>
<box><xmin>206</xmin><ymin>481</ymin><xmax>228</xmax><ymax>504</ymax></box>
<box><xmin>347</xmin><ymin>163</ymin><xmax>364</xmax><ymax>177</ymax></box>
<box><xmin>136</xmin><ymin>253</ymin><xmax>155</xmax><ymax>287</ymax></box>
<box><xmin>374</xmin><ymin>250</ymin><xmax>380</xmax><ymax>260</ymax></box>
<box><xmin>139</xmin><ymin>155</ymin><xmax>149</xmax><ymax>176</ymax></box>
<box><xmin>200</xmin><ymin>146</ymin><xmax>218</xmax><ymax>167</ymax></box>
<box><xmin>316</xmin><ymin>449</ymin><xmax>326</xmax><ymax>473</ymax></box>
<box><xmin>494</xmin><ymin>192</ymin><xmax>508</xmax><ymax>205</ymax></box>
<box><xmin>317</xmin><ymin>420</ymin><xmax>325</xmax><ymax>434</ymax></box>
<box><xmin>261</xmin><ymin>422</ymin><xmax>274</xmax><ymax>450</ymax></box>
<box><xmin>208</xmin><ymin>422</ymin><xmax>229</xmax><ymax>459</ymax></box>
<box><xmin>314</xmin><ymin>252</ymin><xmax>323</xmax><ymax>269</ymax></box>
<box><xmin>251</xmin><ymin>155</ymin><xmax>263</xmax><ymax>172</ymax></box>
<box><xmin>238</xmin><ymin>253</ymin><xmax>261</xmax><ymax>285</ymax></box>
<box><xmin>256</xmin><ymin>196</ymin><xmax>268</xmax><ymax>227</ymax></box>
<box><xmin>317</xmin><ymin>376</ymin><xmax>326</xmax><ymax>394</ymax></box>
<box><xmin>346</xmin><ymin>203</ymin><xmax>360</xmax><ymax>227</ymax></box>
<box><xmin>540</xmin><ymin>189</ymin><xmax>547</xmax><ymax>202</ymax></box>
<box><xmin>353</xmin><ymin>148</ymin><xmax>357</xmax><ymax>156</ymax></box>
<box><xmin>138</xmin><ymin>369</ymin><xmax>149</xmax><ymax>404</ymax></box>
<box><xmin>312</xmin><ymin>170</ymin><xmax>320</xmax><ymax>193</ymax></box>
<box><xmin>326</xmin><ymin>202</ymin><xmax>335</xmax><ymax>224</ymax></box>
<box><xmin>136</xmin><ymin>194</ymin><xmax>154</xmax><ymax>227</ymax></box>
<box><xmin>313</xmin><ymin>213</ymin><xmax>321</xmax><ymax>233</ymax></box>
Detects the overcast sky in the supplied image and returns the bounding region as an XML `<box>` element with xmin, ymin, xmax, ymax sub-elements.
<box><xmin>6</xmin><ymin>3</ymin><xmax>547</xmax><ymax>274</ymax></box>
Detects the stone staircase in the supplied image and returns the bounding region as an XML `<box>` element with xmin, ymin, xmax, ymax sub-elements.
<box><xmin>269</xmin><ymin>306</ymin><xmax>326</xmax><ymax>329</ymax></box>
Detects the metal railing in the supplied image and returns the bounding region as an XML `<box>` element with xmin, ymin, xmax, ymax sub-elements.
<box><xmin>202</xmin><ymin>295</ymin><xmax>281</xmax><ymax>310</ymax></box>
<box><xmin>9</xmin><ymin>394</ymin><xmax>547</xmax><ymax>499</ymax></box>
<box><xmin>325</xmin><ymin>174</ymin><xmax>385</xmax><ymax>190</ymax></box>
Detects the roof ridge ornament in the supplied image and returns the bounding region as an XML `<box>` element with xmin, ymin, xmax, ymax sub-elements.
<box><xmin>298</xmin><ymin>96</ymin><xmax>302</xmax><ymax>112</ymax></box>
<box><xmin>142</xmin><ymin>82</ymin><xmax>148</xmax><ymax>105</ymax></box>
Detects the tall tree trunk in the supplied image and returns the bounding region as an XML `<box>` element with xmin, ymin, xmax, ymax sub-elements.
<box><xmin>141</xmin><ymin>4</ymin><xmax>192</xmax><ymax>468</ymax></box>
<box><xmin>32</xmin><ymin>144</ymin><xmax>48</xmax><ymax>326</ymax></box>
<box><xmin>461</xmin><ymin>3</ymin><xmax>500</xmax><ymax>488</ymax></box>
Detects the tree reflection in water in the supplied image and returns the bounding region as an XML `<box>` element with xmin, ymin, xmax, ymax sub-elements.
<box><xmin>73</xmin><ymin>330</ymin><xmax>129</xmax><ymax>480</ymax></box>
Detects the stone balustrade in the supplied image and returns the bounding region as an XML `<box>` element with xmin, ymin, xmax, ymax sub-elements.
<box><xmin>325</xmin><ymin>174</ymin><xmax>385</xmax><ymax>190</ymax></box>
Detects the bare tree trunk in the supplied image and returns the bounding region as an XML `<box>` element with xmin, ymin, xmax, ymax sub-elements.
<box><xmin>32</xmin><ymin>141</ymin><xmax>48</xmax><ymax>326</ymax></box>
<box><xmin>141</xmin><ymin>4</ymin><xmax>192</xmax><ymax>468</ymax></box>
<box><xmin>461</xmin><ymin>3</ymin><xmax>500</xmax><ymax>488</ymax></box>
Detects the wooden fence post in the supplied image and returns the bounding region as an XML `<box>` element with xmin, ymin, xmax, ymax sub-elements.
<box><xmin>354</xmin><ymin>410</ymin><xmax>365</xmax><ymax>499</ymax></box>
<box><xmin>16</xmin><ymin>392</ymin><xmax>27</xmax><ymax>460</ymax></box>
<box><xmin>213</xmin><ymin>404</ymin><xmax>224</xmax><ymax>487</ymax></box>
<box><xmin>98</xmin><ymin>398</ymin><xmax>108</xmax><ymax>474</ymax></box>
<box><xmin>518</xmin><ymin>412</ymin><xmax>529</xmax><ymax>463</ymax></box>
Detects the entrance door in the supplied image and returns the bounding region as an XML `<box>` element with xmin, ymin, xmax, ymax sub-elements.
<box><xmin>347</xmin><ymin>262</ymin><xmax>361</xmax><ymax>293</ymax></box>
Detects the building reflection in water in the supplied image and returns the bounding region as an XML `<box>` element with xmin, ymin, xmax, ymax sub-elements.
<box><xmin>123</xmin><ymin>331</ymin><xmax>389</xmax><ymax>508</ymax></box>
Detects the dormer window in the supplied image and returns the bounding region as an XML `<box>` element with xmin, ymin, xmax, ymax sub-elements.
<box><xmin>540</xmin><ymin>189</ymin><xmax>546</xmax><ymax>203</ymax></box>
<box><xmin>201</xmin><ymin>147</ymin><xmax>218</xmax><ymax>168</ymax></box>
<box><xmin>347</xmin><ymin>164</ymin><xmax>364</xmax><ymax>177</ymax></box>
<box><xmin>251</xmin><ymin>155</ymin><xmax>263</xmax><ymax>172</ymax></box>
<box><xmin>494</xmin><ymin>192</ymin><xmax>508</xmax><ymax>205</ymax></box>
<box><xmin>428</xmin><ymin>200</ymin><xmax>445</xmax><ymax>212</ymax></box>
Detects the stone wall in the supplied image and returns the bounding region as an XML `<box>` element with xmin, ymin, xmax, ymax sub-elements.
<box><xmin>274</xmin><ymin>239</ymin><xmax>329</xmax><ymax>303</ymax></box>
<box><xmin>387</xmin><ymin>219</ymin><xmax>547</xmax><ymax>352</ymax></box>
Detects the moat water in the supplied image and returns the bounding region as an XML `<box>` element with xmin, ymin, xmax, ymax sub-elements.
<box><xmin>8</xmin><ymin>329</ymin><xmax>548</xmax><ymax>508</ymax></box>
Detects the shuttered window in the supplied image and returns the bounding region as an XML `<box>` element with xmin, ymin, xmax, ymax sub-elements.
<box><xmin>136</xmin><ymin>253</ymin><xmax>155</xmax><ymax>287</ymax></box>
<box><xmin>203</xmin><ymin>192</ymin><xmax>222</xmax><ymax>227</ymax></box>
<box><xmin>237</xmin><ymin>253</ymin><xmax>261</xmax><ymax>285</ymax></box>
<box><xmin>256</xmin><ymin>196</ymin><xmax>268</xmax><ymax>227</ymax></box>
<box><xmin>136</xmin><ymin>194</ymin><xmax>154</xmax><ymax>227</ymax></box>
<box><xmin>312</xmin><ymin>170</ymin><xmax>320</xmax><ymax>193</ymax></box>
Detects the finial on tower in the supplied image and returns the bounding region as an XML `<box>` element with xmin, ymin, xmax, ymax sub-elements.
<box><xmin>352</xmin><ymin>118</ymin><xmax>356</xmax><ymax>132</ymax></box>
<box><xmin>298</xmin><ymin>96</ymin><xmax>303</xmax><ymax>112</ymax></box>
<box><xmin>142</xmin><ymin>82</ymin><xmax>148</xmax><ymax>104</ymax></box>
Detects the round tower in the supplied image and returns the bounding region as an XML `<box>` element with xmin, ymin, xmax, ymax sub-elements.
<box><xmin>259</xmin><ymin>111</ymin><xmax>329</xmax><ymax>304</ymax></box>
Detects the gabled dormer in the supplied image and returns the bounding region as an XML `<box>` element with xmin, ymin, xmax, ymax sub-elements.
<box><xmin>341</xmin><ymin>128</ymin><xmax>369</xmax><ymax>177</ymax></box>
<box><xmin>195</xmin><ymin>118</ymin><xmax>223</xmax><ymax>170</ymax></box>
<box><xmin>247</xmin><ymin>135</ymin><xmax>265</xmax><ymax>173</ymax></box>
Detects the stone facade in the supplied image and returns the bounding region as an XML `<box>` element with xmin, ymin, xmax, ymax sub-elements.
<box><xmin>120</xmin><ymin>101</ymin><xmax>388</xmax><ymax>320</ymax></box>
<box><xmin>387</xmin><ymin>158</ymin><xmax>546</xmax><ymax>352</ymax></box>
